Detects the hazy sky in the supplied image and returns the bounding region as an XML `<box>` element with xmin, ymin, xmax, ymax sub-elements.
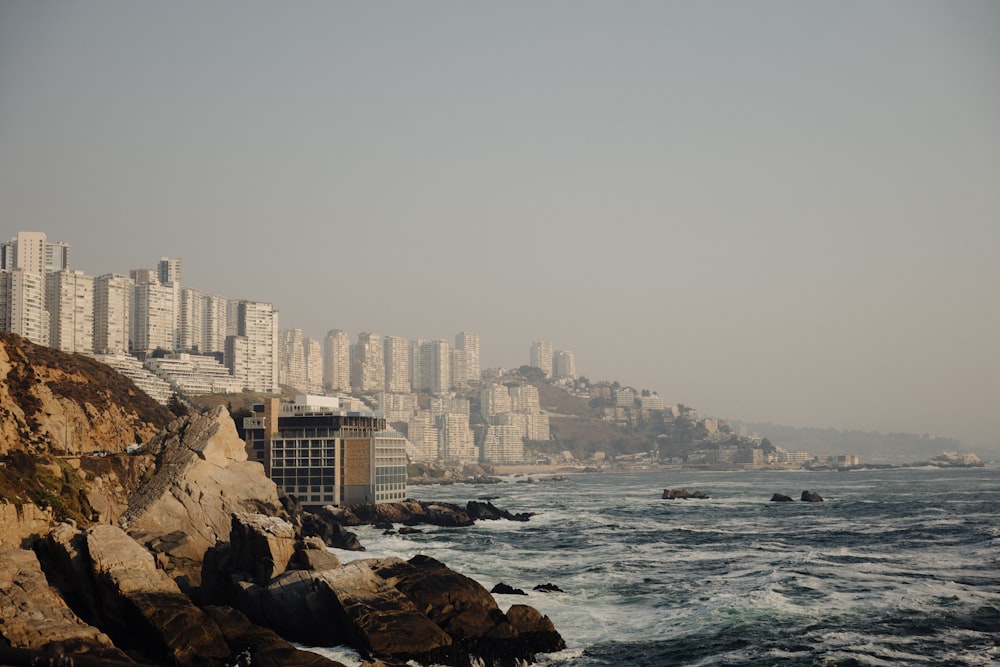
<box><xmin>1</xmin><ymin>2</ymin><xmax>998</xmax><ymax>446</ymax></box>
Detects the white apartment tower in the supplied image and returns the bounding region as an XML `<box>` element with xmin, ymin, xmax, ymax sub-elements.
<box><xmin>530</xmin><ymin>341</ymin><xmax>554</xmax><ymax>378</ymax></box>
<box><xmin>280</xmin><ymin>328</ymin><xmax>308</xmax><ymax>391</ymax></box>
<box><xmin>131</xmin><ymin>281</ymin><xmax>175</xmax><ymax>354</ymax></box>
<box><xmin>0</xmin><ymin>269</ymin><xmax>49</xmax><ymax>345</ymax></box>
<box><xmin>480</xmin><ymin>382</ymin><xmax>513</xmax><ymax>419</ymax></box>
<box><xmin>454</xmin><ymin>332</ymin><xmax>480</xmax><ymax>385</ymax></box>
<box><xmin>201</xmin><ymin>294</ymin><xmax>228</xmax><ymax>354</ymax></box>
<box><xmin>482</xmin><ymin>424</ymin><xmax>524</xmax><ymax>464</ymax></box>
<box><xmin>351</xmin><ymin>332</ymin><xmax>384</xmax><ymax>393</ymax></box>
<box><xmin>304</xmin><ymin>337</ymin><xmax>323</xmax><ymax>394</ymax></box>
<box><xmin>178</xmin><ymin>287</ymin><xmax>203</xmax><ymax>352</ymax></box>
<box><xmin>323</xmin><ymin>329</ymin><xmax>351</xmax><ymax>392</ymax></box>
<box><xmin>226</xmin><ymin>300</ymin><xmax>279</xmax><ymax>393</ymax></box>
<box><xmin>437</xmin><ymin>413</ymin><xmax>477</xmax><ymax>463</ymax></box>
<box><xmin>93</xmin><ymin>273</ymin><xmax>131</xmax><ymax>354</ymax></box>
<box><xmin>411</xmin><ymin>339</ymin><xmax>450</xmax><ymax>394</ymax></box>
<box><xmin>383</xmin><ymin>335</ymin><xmax>410</xmax><ymax>393</ymax></box>
<box><xmin>554</xmin><ymin>350</ymin><xmax>576</xmax><ymax>379</ymax></box>
<box><xmin>407</xmin><ymin>410</ymin><xmax>440</xmax><ymax>462</ymax></box>
<box><xmin>46</xmin><ymin>270</ymin><xmax>94</xmax><ymax>354</ymax></box>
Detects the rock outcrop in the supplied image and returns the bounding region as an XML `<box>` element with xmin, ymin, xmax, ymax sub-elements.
<box><xmin>662</xmin><ymin>488</ymin><xmax>710</xmax><ymax>499</ymax></box>
<box><xmin>801</xmin><ymin>490</ymin><xmax>824</xmax><ymax>502</ymax></box>
<box><xmin>0</xmin><ymin>501</ymin><xmax>54</xmax><ymax>549</ymax></box>
<box><xmin>121</xmin><ymin>406</ymin><xmax>283</xmax><ymax>587</ymax></box>
<box><xmin>770</xmin><ymin>493</ymin><xmax>793</xmax><ymax>502</ymax></box>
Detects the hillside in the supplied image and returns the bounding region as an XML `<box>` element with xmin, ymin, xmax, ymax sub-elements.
<box><xmin>0</xmin><ymin>333</ymin><xmax>174</xmax><ymax>523</ymax></box>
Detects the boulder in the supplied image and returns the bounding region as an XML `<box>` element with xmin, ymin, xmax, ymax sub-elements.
<box><xmin>230</xmin><ymin>513</ymin><xmax>297</xmax><ymax>585</ymax></box>
<box><xmin>0</xmin><ymin>547</ymin><xmax>126</xmax><ymax>660</ymax></box>
<box><xmin>203</xmin><ymin>604</ymin><xmax>347</xmax><ymax>667</ymax></box>
<box><xmin>314</xmin><ymin>559</ymin><xmax>454</xmax><ymax>662</ymax></box>
<box><xmin>466</xmin><ymin>501</ymin><xmax>534</xmax><ymax>522</ymax></box>
<box><xmin>662</xmin><ymin>488</ymin><xmax>710</xmax><ymax>500</ymax></box>
<box><xmin>532</xmin><ymin>583</ymin><xmax>564</xmax><ymax>593</ymax></box>
<box><xmin>491</xmin><ymin>582</ymin><xmax>527</xmax><ymax>596</ymax></box>
<box><xmin>770</xmin><ymin>493</ymin><xmax>793</xmax><ymax>502</ymax></box>
<box><xmin>301</xmin><ymin>506</ymin><xmax>365</xmax><ymax>551</ymax></box>
<box><xmin>295</xmin><ymin>536</ymin><xmax>343</xmax><ymax>572</ymax></box>
<box><xmin>373</xmin><ymin>554</ymin><xmax>565</xmax><ymax>665</ymax></box>
<box><xmin>120</xmin><ymin>406</ymin><xmax>284</xmax><ymax>588</ymax></box>
<box><xmin>801</xmin><ymin>490</ymin><xmax>824</xmax><ymax>502</ymax></box>
<box><xmin>84</xmin><ymin>523</ymin><xmax>231</xmax><ymax>666</ymax></box>
<box><xmin>505</xmin><ymin>604</ymin><xmax>566</xmax><ymax>655</ymax></box>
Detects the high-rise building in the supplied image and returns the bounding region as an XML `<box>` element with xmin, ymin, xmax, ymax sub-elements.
<box><xmin>304</xmin><ymin>337</ymin><xmax>323</xmax><ymax>394</ymax></box>
<box><xmin>351</xmin><ymin>332</ymin><xmax>384</xmax><ymax>393</ymax></box>
<box><xmin>131</xmin><ymin>281</ymin><xmax>175</xmax><ymax>354</ymax></box>
<box><xmin>279</xmin><ymin>328</ymin><xmax>307</xmax><ymax>391</ymax></box>
<box><xmin>530</xmin><ymin>341</ymin><xmax>553</xmax><ymax>378</ymax></box>
<box><xmin>201</xmin><ymin>294</ymin><xmax>228</xmax><ymax>354</ymax></box>
<box><xmin>244</xmin><ymin>396</ymin><xmax>406</xmax><ymax>508</ymax></box>
<box><xmin>554</xmin><ymin>350</ymin><xmax>576</xmax><ymax>379</ymax></box>
<box><xmin>226</xmin><ymin>300</ymin><xmax>279</xmax><ymax>393</ymax></box>
<box><xmin>0</xmin><ymin>268</ymin><xmax>49</xmax><ymax>345</ymax></box>
<box><xmin>383</xmin><ymin>335</ymin><xmax>410</xmax><ymax>393</ymax></box>
<box><xmin>157</xmin><ymin>257</ymin><xmax>182</xmax><ymax>285</ymax></box>
<box><xmin>323</xmin><ymin>329</ymin><xmax>351</xmax><ymax>392</ymax></box>
<box><xmin>482</xmin><ymin>424</ymin><xmax>524</xmax><ymax>464</ymax></box>
<box><xmin>93</xmin><ymin>273</ymin><xmax>131</xmax><ymax>354</ymax></box>
<box><xmin>407</xmin><ymin>410</ymin><xmax>439</xmax><ymax>462</ymax></box>
<box><xmin>437</xmin><ymin>412</ymin><xmax>477</xmax><ymax>463</ymax></box>
<box><xmin>178</xmin><ymin>287</ymin><xmax>203</xmax><ymax>352</ymax></box>
<box><xmin>410</xmin><ymin>339</ymin><xmax>449</xmax><ymax>393</ymax></box>
<box><xmin>46</xmin><ymin>270</ymin><xmax>94</xmax><ymax>354</ymax></box>
<box><xmin>454</xmin><ymin>332</ymin><xmax>480</xmax><ymax>386</ymax></box>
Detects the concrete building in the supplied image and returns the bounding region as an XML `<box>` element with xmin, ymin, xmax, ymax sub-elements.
<box><xmin>323</xmin><ymin>329</ymin><xmax>351</xmax><ymax>392</ymax></box>
<box><xmin>410</xmin><ymin>339</ymin><xmax>449</xmax><ymax>394</ymax></box>
<box><xmin>351</xmin><ymin>332</ymin><xmax>384</xmax><ymax>393</ymax></box>
<box><xmin>378</xmin><ymin>391</ymin><xmax>418</xmax><ymax>424</ymax></box>
<box><xmin>383</xmin><ymin>335</ymin><xmax>410</xmax><ymax>393</ymax></box>
<box><xmin>46</xmin><ymin>269</ymin><xmax>94</xmax><ymax>354</ymax></box>
<box><xmin>437</xmin><ymin>412</ymin><xmax>477</xmax><ymax>463</ymax></box>
<box><xmin>480</xmin><ymin>382</ymin><xmax>513</xmax><ymax>419</ymax></box>
<box><xmin>304</xmin><ymin>337</ymin><xmax>323</xmax><ymax>394</ymax></box>
<box><xmin>244</xmin><ymin>395</ymin><xmax>406</xmax><ymax>508</ymax></box>
<box><xmin>554</xmin><ymin>350</ymin><xmax>576</xmax><ymax>379</ymax></box>
<box><xmin>178</xmin><ymin>287</ymin><xmax>203</xmax><ymax>352</ymax></box>
<box><xmin>0</xmin><ymin>268</ymin><xmax>49</xmax><ymax>345</ymax></box>
<box><xmin>279</xmin><ymin>328</ymin><xmax>307</xmax><ymax>391</ymax></box>
<box><xmin>482</xmin><ymin>423</ymin><xmax>524</xmax><ymax>464</ymax></box>
<box><xmin>530</xmin><ymin>341</ymin><xmax>553</xmax><ymax>378</ymax></box>
<box><xmin>226</xmin><ymin>300</ymin><xmax>279</xmax><ymax>393</ymax></box>
<box><xmin>407</xmin><ymin>410</ymin><xmax>440</xmax><ymax>462</ymax></box>
<box><xmin>93</xmin><ymin>273</ymin><xmax>131</xmax><ymax>354</ymax></box>
<box><xmin>453</xmin><ymin>331</ymin><xmax>480</xmax><ymax>386</ymax></box>
<box><xmin>201</xmin><ymin>294</ymin><xmax>228</xmax><ymax>354</ymax></box>
<box><xmin>145</xmin><ymin>352</ymin><xmax>242</xmax><ymax>395</ymax></box>
<box><xmin>131</xmin><ymin>281</ymin><xmax>175</xmax><ymax>354</ymax></box>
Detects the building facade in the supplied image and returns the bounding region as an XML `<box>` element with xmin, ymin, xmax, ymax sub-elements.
<box><xmin>244</xmin><ymin>395</ymin><xmax>406</xmax><ymax>508</ymax></box>
<box><xmin>46</xmin><ymin>269</ymin><xmax>94</xmax><ymax>354</ymax></box>
<box><xmin>530</xmin><ymin>341</ymin><xmax>553</xmax><ymax>378</ymax></box>
<box><xmin>93</xmin><ymin>273</ymin><xmax>131</xmax><ymax>354</ymax></box>
<box><xmin>323</xmin><ymin>329</ymin><xmax>351</xmax><ymax>392</ymax></box>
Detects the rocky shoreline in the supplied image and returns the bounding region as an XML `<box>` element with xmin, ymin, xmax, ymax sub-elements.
<box><xmin>0</xmin><ymin>408</ymin><xmax>564</xmax><ymax>667</ymax></box>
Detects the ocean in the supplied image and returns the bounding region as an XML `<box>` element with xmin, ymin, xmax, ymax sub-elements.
<box><xmin>312</xmin><ymin>467</ymin><xmax>1000</xmax><ymax>666</ymax></box>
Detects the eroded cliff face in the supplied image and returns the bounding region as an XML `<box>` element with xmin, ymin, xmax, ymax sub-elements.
<box><xmin>0</xmin><ymin>333</ymin><xmax>172</xmax><ymax>457</ymax></box>
<box><xmin>121</xmin><ymin>406</ymin><xmax>283</xmax><ymax>587</ymax></box>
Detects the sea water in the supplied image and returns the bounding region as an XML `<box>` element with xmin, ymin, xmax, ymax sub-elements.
<box><xmin>310</xmin><ymin>467</ymin><xmax>1000</xmax><ymax>666</ymax></box>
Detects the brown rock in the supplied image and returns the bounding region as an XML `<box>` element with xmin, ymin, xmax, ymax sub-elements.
<box><xmin>204</xmin><ymin>604</ymin><xmax>347</xmax><ymax>667</ymax></box>
<box><xmin>229</xmin><ymin>512</ymin><xmax>297</xmax><ymax>585</ymax></box>
<box><xmin>85</xmin><ymin>524</ymin><xmax>230</xmax><ymax>666</ymax></box>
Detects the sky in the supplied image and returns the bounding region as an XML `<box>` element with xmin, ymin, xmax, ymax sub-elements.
<box><xmin>1</xmin><ymin>1</ymin><xmax>998</xmax><ymax>448</ymax></box>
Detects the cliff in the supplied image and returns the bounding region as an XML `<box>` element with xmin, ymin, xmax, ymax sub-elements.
<box><xmin>0</xmin><ymin>336</ymin><xmax>565</xmax><ymax>666</ymax></box>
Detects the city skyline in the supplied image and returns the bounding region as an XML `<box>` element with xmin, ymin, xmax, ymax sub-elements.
<box><xmin>1</xmin><ymin>2</ymin><xmax>998</xmax><ymax>447</ymax></box>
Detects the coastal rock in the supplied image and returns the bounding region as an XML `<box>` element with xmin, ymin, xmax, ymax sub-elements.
<box><xmin>229</xmin><ymin>512</ymin><xmax>297</xmax><ymax>585</ymax></box>
<box><xmin>662</xmin><ymin>488</ymin><xmax>710</xmax><ymax>500</ymax></box>
<box><xmin>314</xmin><ymin>559</ymin><xmax>454</xmax><ymax>661</ymax></box>
<box><xmin>0</xmin><ymin>547</ymin><xmax>126</xmax><ymax>660</ymax></box>
<box><xmin>770</xmin><ymin>493</ymin><xmax>793</xmax><ymax>502</ymax></box>
<box><xmin>373</xmin><ymin>554</ymin><xmax>565</xmax><ymax>664</ymax></box>
<box><xmin>294</xmin><ymin>536</ymin><xmax>343</xmax><ymax>572</ymax></box>
<box><xmin>0</xmin><ymin>501</ymin><xmax>53</xmax><ymax>549</ymax></box>
<box><xmin>467</xmin><ymin>500</ymin><xmax>534</xmax><ymax>522</ymax></box>
<box><xmin>203</xmin><ymin>604</ymin><xmax>347</xmax><ymax>667</ymax></box>
<box><xmin>120</xmin><ymin>406</ymin><xmax>283</xmax><ymax>587</ymax></box>
<box><xmin>84</xmin><ymin>523</ymin><xmax>231</xmax><ymax>666</ymax></box>
<box><xmin>801</xmin><ymin>490</ymin><xmax>824</xmax><ymax>502</ymax></box>
<box><xmin>491</xmin><ymin>582</ymin><xmax>528</xmax><ymax>595</ymax></box>
<box><xmin>532</xmin><ymin>583</ymin><xmax>564</xmax><ymax>593</ymax></box>
<box><xmin>300</xmin><ymin>506</ymin><xmax>365</xmax><ymax>551</ymax></box>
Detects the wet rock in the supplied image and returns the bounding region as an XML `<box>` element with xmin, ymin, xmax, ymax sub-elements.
<box><xmin>770</xmin><ymin>493</ymin><xmax>793</xmax><ymax>502</ymax></box>
<box><xmin>801</xmin><ymin>490</ymin><xmax>824</xmax><ymax>502</ymax></box>
<box><xmin>491</xmin><ymin>582</ymin><xmax>527</xmax><ymax>596</ymax></box>
<box><xmin>662</xmin><ymin>488</ymin><xmax>710</xmax><ymax>499</ymax></box>
<box><xmin>466</xmin><ymin>501</ymin><xmax>534</xmax><ymax>522</ymax></box>
<box><xmin>532</xmin><ymin>583</ymin><xmax>564</xmax><ymax>593</ymax></box>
